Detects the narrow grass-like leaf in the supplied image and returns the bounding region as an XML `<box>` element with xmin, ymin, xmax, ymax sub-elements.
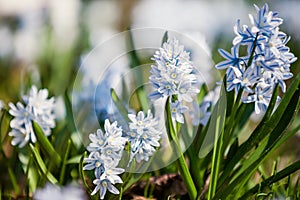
<box><xmin>111</xmin><ymin>88</ymin><xmax>129</xmax><ymax>122</ymax></box>
<box><xmin>64</xmin><ymin>91</ymin><xmax>76</xmax><ymax>132</ymax></box>
<box><xmin>198</xmin><ymin>83</ymin><xmax>226</xmax><ymax>158</ymax></box>
<box><xmin>59</xmin><ymin>139</ymin><xmax>72</xmax><ymax>184</ymax></box>
<box><xmin>219</xmin><ymin>74</ymin><xmax>299</xmax><ymax>187</ymax></box>
<box><xmin>66</xmin><ymin>154</ymin><xmax>82</xmax><ymax>164</ymax></box>
<box><xmin>126</xmin><ymin>29</ymin><xmax>141</xmax><ymax>68</ymax></box>
<box><xmin>215</xmin><ymin>85</ymin><xmax>300</xmax><ymax>199</ymax></box>
<box><xmin>29</xmin><ymin>144</ymin><xmax>58</xmax><ymax>184</ymax></box>
<box><xmin>207</xmin><ymin>83</ymin><xmax>227</xmax><ymax>200</ymax></box>
<box><xmin>33</xmin><ymin>121</ymin><xmax>61</xmax><ymax>166</ymax></box>
<box><xmin>137</xmin><ymin>88</ymin><xmax>149</xmax><ymax>111</ymax></box>
<box><xmin>239</xmin><ymin>159</ymin><xmax>300</xmax><ymax>199</ymax></box>
<box><xmin>225</xmin><ymin>138</ymin><xmax>238</xmax><ymax>166</ymax></box>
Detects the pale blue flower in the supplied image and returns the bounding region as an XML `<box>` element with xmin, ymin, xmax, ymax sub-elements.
<box><xmin>103</xmin><ymin>119</ymin><xmax>127</xmax><ymax>151</ymax></box>
<box><xmin>242</xmin><ymin>86</ymin><xmax>273</xmax><ymax>114</ymax></box>
<box><xmin>83</xmin><ymin>152</ymin><xmax>106</xmax><ymax>177</ymax></box>
<box><xmin>91</xmin><ymin>179</ymin><xmax>119</xmax><ymax>199</ymax></box>
<box><xmin>87</xmin><ymin>119</ymin><xmax>126</xmax><ymax>157</ymax></box>
<box><xmin>8</xmin><ymin>86</ymin><xmax>56</xmax><ymax>147</ymax></box>
<box><xmin>227</xmin><ymin>65</ymin><xmax>259</xmax><ymax>93</ymax></box>
<box><xmin>87</xmin><ymin>129</ymin><xmax>108</xmax><ymax>153</ymax></box>
<box><xmin>190</xmin><ymin>101</ymin><xmax>211</xmax><ymax>126</ymax></box>
<box><xmin>190</xmin><ymin>86</ymin><xmax>220</xmax><ymax>126</ymax></box>
<box><xmin>215</xmin><ymin>3</ymin><xmax>297</xmax><ymax>114</ymax></box>
<box><xmin>233</xmin><ymin>19</ymin><xmax>256</xmax><ymax>46</ymax></box>
<box><xmin>177</xmin><ymin>81</ymin><xmax>200</xmax><ymax>102</ymax></box>
<box><xmin>149</xmin><ymin>37</ymin><xmax>201</xmax><ymax>104</ymax></box>
<box><xmin>99</xmin><ymin>164</ymin><xmax>124</xmax><ymax>185</ymax></box>
<box><xmin>170</xmin><ymin>100</ymin><xmax>188</xmax><ymax>124</ymax></box>
<box><xmin>34</xmin><ymin>183</ymin><xmax>86</xmax><ymax>200</ymax></box>
<box><xmin>249</xmin><ymin>4</ymin><xmax>283</xmax><ymax>35</ymax></box>
<box><xmin>127</xmin><ymin>110</ymin><xmax>161</xmax><ymax>163</ymax></box>
<box><xmin>215</xmin><ymin>45</ymin><xmax>248</xmax><ymax>70</ymax></box>
<box><xmin>84</xmin><ymin>119</ymin><xmax>126</xmax><ymax>199</ymax></box>
<box><xmin>23</xmin><ymin>86</ymin><xmax>55</xmax><ymax>118</ymax></box>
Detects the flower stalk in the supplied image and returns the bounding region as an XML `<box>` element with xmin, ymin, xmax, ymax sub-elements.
<box><xmin>165</xmin><ymin>98</ymin><xmax>197</xmax><ymax>199</ymax></box>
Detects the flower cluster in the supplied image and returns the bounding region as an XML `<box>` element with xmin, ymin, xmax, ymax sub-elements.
<box><xmin>127</xmin><ymin>110</ymin><xmax>161</xmax><ymax>163</ymax></box>
<box><xmin>149</xmin><ymin>38</ymin><xmax>200</xmax><ymax>123</ymax></box>
<box><xmin>84</xmin><ymin>110</ymin><xmax>161</xmax><ymax>199</ymax></box>
<box><xmin>84</xmin><ymin>119</ymin><xmax>126</xmax><ymax>199</ymax></box>
<box><xmin>215</xmin><ymin>3</ymin><xmax>297</xmax><ymax>114</ymax></box>
<box><xmin>9</xmin><ymin>85</ymin><xmax>55</xmax><ymax>147</ymax></box>
<box><xmin>33</xmin><ymin>183</ymin><xmax>86</xmax><ymax>200</ymax></box>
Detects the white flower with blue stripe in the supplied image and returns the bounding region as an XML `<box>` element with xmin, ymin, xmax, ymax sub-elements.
<box><xmin>215</xmin><ymin>3</ymin><xmax>297</xmax><ymax>114</ymax></box>
<box><xmin>149</xmin><ymin>37</ymin><xmax>201</xmax><ymax>123</ymax></box>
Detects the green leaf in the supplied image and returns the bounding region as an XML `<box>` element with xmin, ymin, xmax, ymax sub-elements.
<box><xmin>66</xmin><ymin>154</ymin><xmax>82</xmax><ymax>164</ymax></box>
<box><xmin>29</xmin><ymin>144</ymin><xmax>58</xmax><ymax>184</ymax></box>
<box><xmin>111</xmin><ymin>88</ymin><xmax>130</xmax><ymax>122</ymax></box>
<box><xmin>215</xmin><ymin>82</ymin><xmax>300</xmax><ymax>199</ymax></box>
<box><xmin>198</xmin><ymin>82</ymin><xmax>227</xmax><ymax>158</ymax></box>
<box><xmin>59</xmin><ymin>139</ymin><xmax>72</xmax><ymax>184</ymax></box>
<box><xmin>225</xmin><ymin>138</ymin><xmax>238</xmax><ymax>166</ymax></box>
<box><xmin>239</xmin><ymin>159</ymin><xmax>300</xmax><ymax>199</ymax></box>
<box><xmin>64</xmin><ymin>90</ymin><xmax>76</xmax><ymax>132</ymax></box>
<box><xmin>219</xmin><ymin>74</ymin><xmax>300</xmax><ymax>187</ymax></box>
<box><xmin>126</xmin><ymin>29</ymin><xmax>141</xmax><ymax>68</ymax></box>
<box><xmin>33</xmin><ymin>121</ymin><xmax>61</xmax><ymax>166</ymax></box>
<box><xmin>207</xmin><ymin>83</ymin><xmax>227</xmax><ymax>200</ymax></box>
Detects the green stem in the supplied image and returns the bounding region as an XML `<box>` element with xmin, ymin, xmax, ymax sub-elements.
<box><xmin>59</xmin><ymin>139</ymin><xmax>72</xmax><ymax>184</ymax></box>
<box><xmin>166</xmin><ymin>99</ymin><xmax>197</xmax><ymax>199</ymax></box>
<box><xmin>118</xmin><ymin>187</ymin><xmax>123</xmax><ymax>200</ymax></box>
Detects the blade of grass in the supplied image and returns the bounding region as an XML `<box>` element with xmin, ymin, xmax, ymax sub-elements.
<box><xmin>64</xmin><ymin>91</ymin><xmax>76</xmax><ymax>132</ymax></box>
<box><xmin>59</xmin><ymin>139</ymin><xmax>72</xmax><ymax>184</ymax></box>
<box><xmin>29</xmin><ymin>144</ymin><xmax>58</xmax><ymax>184</ymax></box>
<box><xmin>239</xmin><ymin>159</ymin><xmax>300</xmax><ymax>199</ymax></box>
<box><xmin>207</xmin><ymin>83</ymin><xmax>227</xmax><ymax>200</ymax></box>
<box><xmin>219</xmin><ymin>74</ymin><xmax>299</xmax><ymax>187</ymax></box>
<box><xmin>33</xmin><ymin>121</ymin><xmax>61</xmax><ymax>167</ymax></box>
<box><xmin>215</xmin><ymin>86</ymin><xmax>300</xmax><ymax>199</ymax></box>
<box><xmin>111</xmin><ymin>88</ymin><xmax>129</xmax><ymax>122</ymax></box>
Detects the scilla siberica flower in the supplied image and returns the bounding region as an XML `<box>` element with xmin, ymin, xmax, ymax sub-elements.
<box><xmin>8</xmin><ymin>85</ymin><xmax>55</xmax><ymax>147</ymax></box>
<box><xmin>127</xmin><ymin>110</ymin><xmax>161</xmax><ymax>163</ymax></box>
<box><xmin>84</xmin><ymin>119</ymin><xmax>126</xmax><ymax>199</ymax></box>
<box><xmin>33</xmin><ymin>183</ymin><xmax>86</xmax><ymax>200</ymax></box>
<box><xmin>190</xmin><ymin>86</ymin><xmax>220</xmax><ymax>126</ymax></box>
<box><xmin>149</xmin><ymin>38</ymin><xmax>200</xmax><ymax>123</ymax></box>
<box><xmin>215</xmin><ymin>3</ymin><xmax>297</xmax><ymax>114</ymax></box>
